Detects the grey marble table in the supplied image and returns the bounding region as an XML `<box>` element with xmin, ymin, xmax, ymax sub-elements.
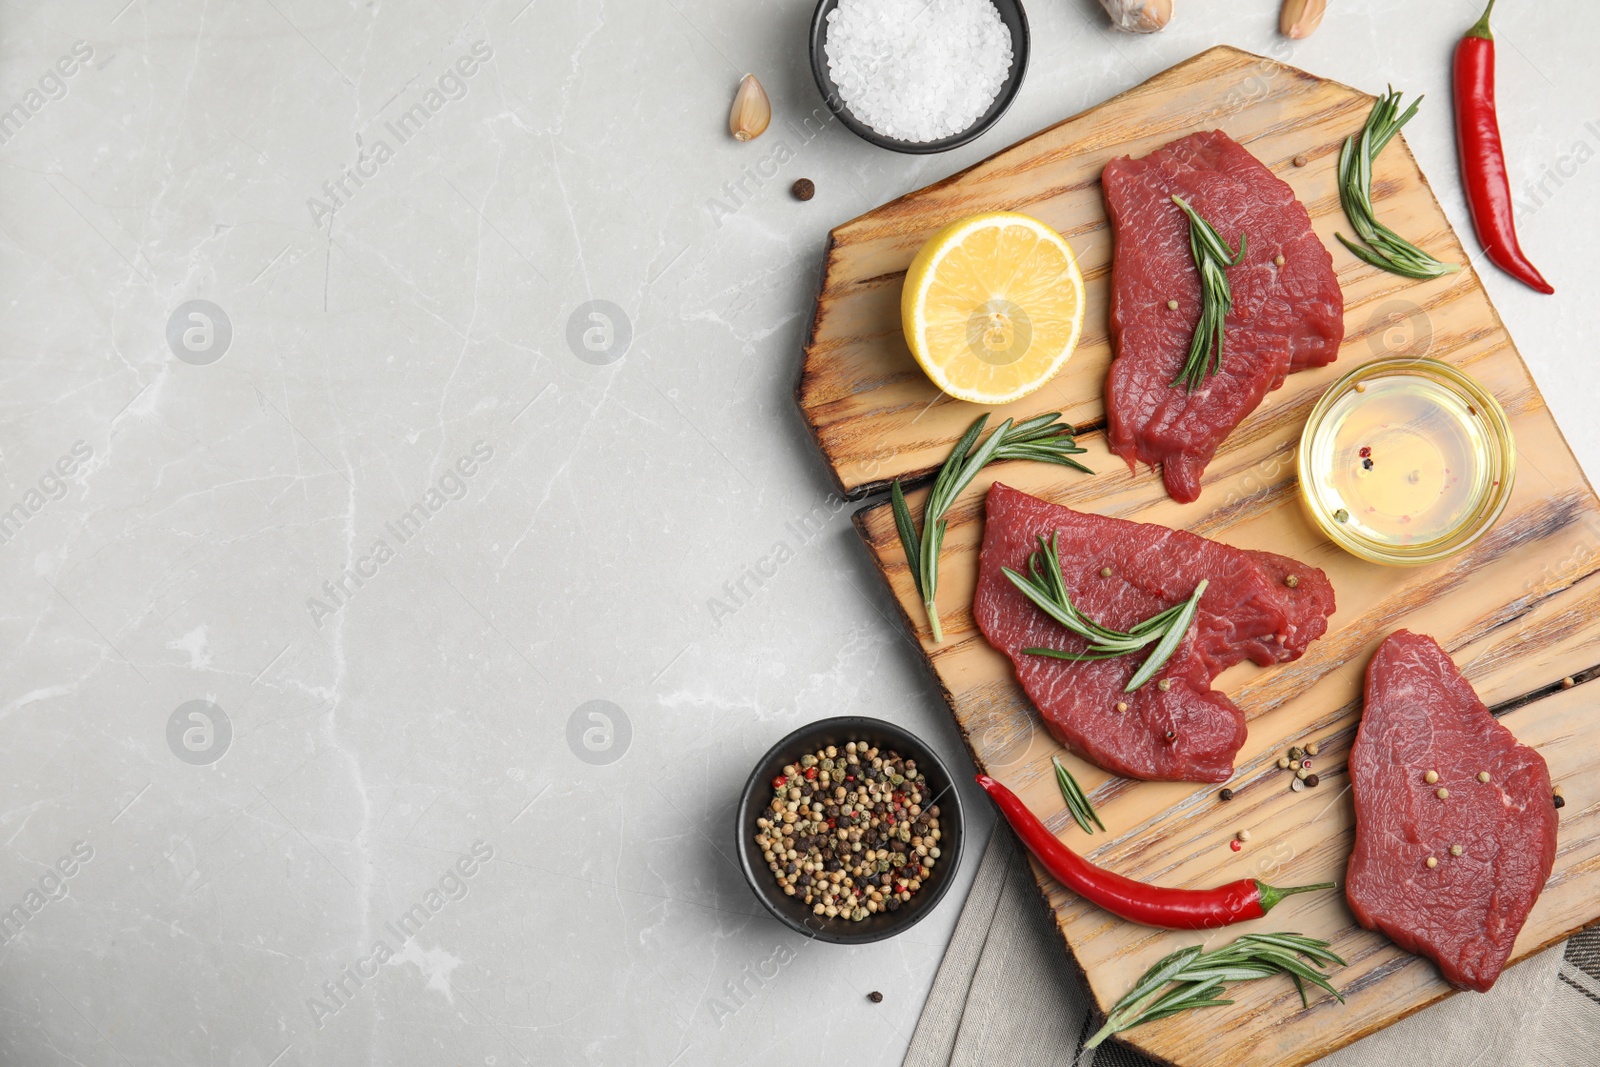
<box><xmin>3</xmin><ymin>2</ymin><xmax>1597</xmax><ymax>1065</ymax></box>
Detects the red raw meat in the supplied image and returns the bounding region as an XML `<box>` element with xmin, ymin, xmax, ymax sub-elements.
<box><xmin>1104</xmin><ymin>129</ymin><xmax>1344</xmax><ymax>503</ymax></box>
<box><xmin>1346</xmin><ymin>630</ymin><xmax>1558</xmax><ymax>992</ymax></box>
<box><xmin>972</xmin><ymin>484</ymin><xmax>1335</xmax><ymax>782</ymax></box>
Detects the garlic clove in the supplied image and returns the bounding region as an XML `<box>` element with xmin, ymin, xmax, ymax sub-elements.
<box><xmin>730</xmin><ymin>73</ymin><xmax>771</xmax><ymax>142</ymax></box>
<box><xmin>1100</xmin><ymin>0</ymin><xmax>1173</xmax><ymax>34</ymax></box>
<box><xmin>1280</xmin><ymin>0</ymin><xmax>1327</xmax><ymax>39</ymax></box>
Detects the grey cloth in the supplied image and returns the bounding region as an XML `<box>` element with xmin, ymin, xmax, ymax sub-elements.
<box><xmin>906</xmin><ymin>829</ymin><xmax>1600</xmax><ymax>1067</ymax></box>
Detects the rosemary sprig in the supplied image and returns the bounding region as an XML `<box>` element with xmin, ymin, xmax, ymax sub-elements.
<box><xmin>1085</xmin><ymin>932</ymin><xmax>1346</xmax><ymax>1050</ymax></box>
<box><xmin>1052</xmin><ymin>756</ymin><xmax>1105</xmax><ymax>835</ymax></box>
<box><xmin>1335</xmin><ymin>88</ymin><xmax>1461</xmax><ymax>280</ymax></box>
<box><xmin>891</xmin><ymin>413</ymin><xmax>1090</xmax><ymax>643</ymax></box>
<box><xmin>1002</xmin><ymin>533</ymin><xmax>1206</xmax><ymax>692</ymax></box>
<box><xmin>1170</xmin><ymin>194</ymin><xmax>1246</xmax><ymax>393</ymax></box>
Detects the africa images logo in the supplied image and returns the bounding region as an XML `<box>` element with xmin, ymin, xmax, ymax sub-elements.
<box><xmin>305</xmin><ymin>841</ymin><xmax>495</xmax><ymax>1029</ymax></box>
<box><xmin>304</xmin><ymin>440</ymin><xmax>494</xmax><ymax>628</ymax></box>
<box><xmin>565</xmin><ymin>300</ymin><xmax>631</xmax><ymax>365</ymax></box>
<box><xmin>166</xmin><ymin>299</ymin><xmax>233</xmax><ymax>365</ymax></box>
<box><xmin>166</xmin><ymin>700</ymin><xmax>232</xmax><ymax>766</ymax></box>
<box><xmin>0</xmin><ymin>840</ymin><xmax>94</xmax><ymax>945</ymax></box>
<box><xmin>306</xmin><ymin>41</ymin><xmax>494</xmax><ymax>229</ymax></box>
<box><xmin>566</xmin><ymin>700</ymin><xmax>631</xmax><ymax>766</ymax></box>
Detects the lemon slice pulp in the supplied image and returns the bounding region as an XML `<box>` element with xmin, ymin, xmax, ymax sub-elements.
<box><xmin>901</xmin><ymin>211</ymin><xmax>1086</xmax><ymax>405</ymax></box>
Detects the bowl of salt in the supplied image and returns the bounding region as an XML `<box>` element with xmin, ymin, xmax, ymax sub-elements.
<box><xmin>809</xmin><ymin>0</ymin><xmax>1030</xmax><ymax>154</ymax></box>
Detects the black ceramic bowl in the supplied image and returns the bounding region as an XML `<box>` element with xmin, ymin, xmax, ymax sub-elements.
<box><xmin>736</xmin><ymin>715</ymin><xmax>965</xmax><ymax>944</ymax></box>
<box><xmin>808</xmin><ymin>0</ymin><xmax>1030</xmax><ymax>154</ymax></box>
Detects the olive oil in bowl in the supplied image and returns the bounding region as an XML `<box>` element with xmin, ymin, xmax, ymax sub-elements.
<box><xmin>1298</xmin><ymin>358</ymin><xmax>1514</xmax><ymax>565</ymax></box>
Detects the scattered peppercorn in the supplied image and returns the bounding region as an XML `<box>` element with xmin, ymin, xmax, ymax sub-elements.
<box><xmin>792</xmin><ymin>178</ymin><xmax>815</xmax><ymax>201</ymax></box>
<box><xmin>755</xmin><ymin>740</ymin><xmax>940</xmax><ymax>922</ymax></box>
<box><xmin>1359</xmin><ymin>446</ymin><xmax>1371</xmax><ymax>458</ymax></box>
<box><xmin>1288</xmin><ymin>746</ymin><xmax>1305</xmax><ymax>761</ymax></box>
<box><xmin>1278</xmin><ymin>756</ymin><xmax>1291</xmax><ymax>770</ymax></box>
<box><xmin>1291</xmin><ymin>778</ymin><xmax>1306</xmax><ymax>793</ymax></box>
<box><xmin>1305</xmin><ymin>773</ymin><xmax>1320</xmax><ymax>788</ymax></box>
<box><xmin>1167</xmin><ymin>299</ymin><xmax>1179</xmax><ymax>310</ymax></box>
<box><xmin>1334</xmin><ymin>508</ymin><xmax>1349</xmax><ymax>523</ymax></box>
<box><xmin>1561</xmin><ymin>676</ymin><xmax>1575</xmax><ymax>689</ymax></box>
<box><xmin>1449</xmin><ymin>844</ymin><xmax>1463</xmax><ymax>857</ymax></box>
<box><xmin>1218</xmin><ymin>787</ymin><xmax>1234</xmax><ymax>801</ymax></box>
<box><xmin>1362</xmin><ymin>458</ymin><xmax>1374</xmax><ymax>471</ymax></box>
<box><xmin>1436</xmin><ymin>787</ymin><xmax>1450</xmax><ymax>800</ymax></box>
<box><xmin>1236</xmin><ymin>829</ymin><xmax>1251</xmax><ymax>843</ymax></box>
<box><xmin>868</xmin><ymin>990</ymin><xmax>883</xmax><ymax>1003</ymax></box>
<box><xmin>1229</xmin><ymin>840</ymin><xmax>1242</xmax><ymax>852</ymax></box>
<box><xmin>1477</xmin><ymin>771</ymin><xmax>1490</xmax><ymax>783</ymax></box>
<box><xmin>1424</xmin><ymin>770</ymin><xmax>1439</xmax><ymax>784</ymax></box>
<box><xmin>1274</xmin><ymin>254</ymin><xmax>1286</xmax><ymax>267</ymax></box>
<box><xmin>1296</xmin><ymin>768</ymin><xmax>1309</xmax><ymax>781</ymax></box>
<box><xmin>1426</xmin><ymin>856</ymin><xmax>1438</xmax><ymax>869</ymax></box>
<box><xmin>1100</xmin><ymin>566</ymin><xmax>1113</xmax><ymax>578</ymax></box>
<box><xmin>1554</xmin><ymin>794</ymin><xmax>1566</xmax><ymax>809</ymax></box>
<box><xmin>1115</xmin><ymin>701</ymin><xmax>1128</xmax><ymax>713</ymax></box>
<box><xmin>1285</xmin><ymin>574</ymin><xmax>1300</xmax><ymax>589</ymax></box>
<box><xmin>1306</xmin><ymin>742</ymin><xmax>1319</xmax><ymax>757</ymax></box>
<box><xmin>1355</xmin><ymin>381</ymin><xmax>1368</xmax><ymax>393</ymax></box>
<box><xmin>1157</xmin><ymin>679</ymin><xmax>1172</xmax><ymax>692</ymax></box>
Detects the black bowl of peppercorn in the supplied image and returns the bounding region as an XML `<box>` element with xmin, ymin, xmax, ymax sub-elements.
<box><xmin>736</xmin><ymin>715</ymin><xmax>966</xmax><ymax>944</ymax></box>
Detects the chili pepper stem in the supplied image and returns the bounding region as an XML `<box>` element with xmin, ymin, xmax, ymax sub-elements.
<box><xmin>1466</xmin><ymin>0</ymin><xmax>1496</xmax><ymax>40</ymax></box>
<box><xmin>1256</xmin><ymin>879</ymin><xmax>1338</xmax><ymax>912</ymax></box>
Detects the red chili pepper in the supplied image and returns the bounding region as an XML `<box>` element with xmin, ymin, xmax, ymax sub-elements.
<box><xmin>977</xmin><ymin>775</ymin><xmax>1335</xmax><ymax>930</ymax></box>
<box><xmin>1453</xmin><ymin>0</ymin><xmax>1553</xmax><ymax>294</ymax></box>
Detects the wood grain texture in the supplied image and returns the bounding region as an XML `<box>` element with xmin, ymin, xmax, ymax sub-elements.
<box><xmin>809</xmin><ymin>45</ymin><xmax>1600</xmax><ymax>1067</ymax></box>
<box><xmin>798</xmin><ymin>45</ymin><xmax>1460</xmax><ymax>499</ymax></box>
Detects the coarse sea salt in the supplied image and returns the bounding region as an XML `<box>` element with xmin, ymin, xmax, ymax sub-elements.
<box><xmin>825</xmin><ymin>0</ymin><xmax>1013</xmax><ymax>144</ymax></box>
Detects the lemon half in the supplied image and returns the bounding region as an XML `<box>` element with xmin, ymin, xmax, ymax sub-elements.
<box><xmin>901</xmin><ymin>211</ymin><xmax>1086</xmax><ymax>406</ymax></box>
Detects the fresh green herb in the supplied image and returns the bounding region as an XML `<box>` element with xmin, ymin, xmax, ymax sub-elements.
<box><xmin>1335</xmin><ymin>88</ymin><xmax>1461</xmax><ymax>280</ymax></box>
<box><xmin>891</xmin><ymin>413</ymin><xmax>1090</xmax><ymax>643</ymax></box>
<box><xmin>1169</xmin><ymin>194</ymin><xmax>1246</xmax><ymax>392</ymax></box>
<box><xmin>1002</xmin><ymin>532</ymin><xmax>1206</xmax><ymax>692</ymax></box>
<box><xmin>1085</xmin><ymin>932</ymin><xmax>1345</xmax><ymax>1050</ymax></box>
<box><xmin>1053</xmin><ymin>756</ymin><xmax>1105</xmax><ymax>835</ymax></box>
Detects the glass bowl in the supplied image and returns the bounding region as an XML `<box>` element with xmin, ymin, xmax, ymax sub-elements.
<box><xmin>1297</xmin><ymin>357</ymin><xmax>1515</xmax><ymax>566</ymax></box>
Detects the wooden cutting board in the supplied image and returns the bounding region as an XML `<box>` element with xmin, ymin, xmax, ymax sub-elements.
<box><xmin>797</xmin><ymin>46</ymin><xmax>1600</xmax><ymax>1067</ymax></box>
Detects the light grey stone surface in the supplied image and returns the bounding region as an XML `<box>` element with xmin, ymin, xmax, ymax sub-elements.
<box><xmin>1</xmin><ymin>2</ymin><xmax>1595</xmax><ymax>1065</ymax></box>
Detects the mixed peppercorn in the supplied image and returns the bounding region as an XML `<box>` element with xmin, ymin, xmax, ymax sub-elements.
<box><xmin>1276</xmin><ymin>740</ymin><xmax>1324</xmax><ymax>792</ymax></box>
<box><xmin>755</xmin><ymin>741</ymin><xmax>942</xmax><ymax>921</ymax></box>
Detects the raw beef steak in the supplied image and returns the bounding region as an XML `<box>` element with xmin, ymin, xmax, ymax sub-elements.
<box><xmin>1346</xmin><ymin>630</ymin><xmax>1558</xmax><ymax>992</ymax></box>
<box><xmin>1103</xmin><ymin>129</ymin><xmax>1344</xmax><ymax>503</ymax></box>
<box><xmin>972</xmin><ymin>483</ymin><xmax>1335</xmax><ymax>781</ymax></box>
